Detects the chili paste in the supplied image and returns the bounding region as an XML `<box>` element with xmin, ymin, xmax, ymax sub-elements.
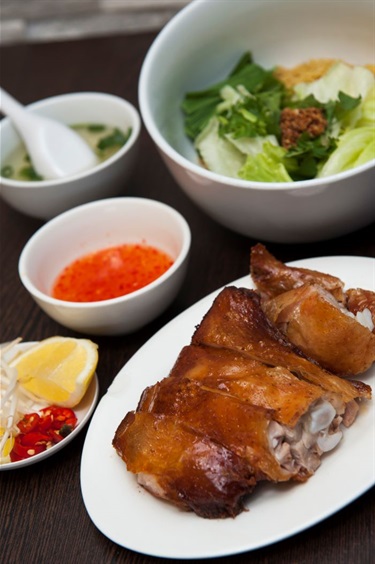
<box><xmin>52</xmin><ymin>243</ymin><xmax>174</xmax><ymax>302</ymax></box>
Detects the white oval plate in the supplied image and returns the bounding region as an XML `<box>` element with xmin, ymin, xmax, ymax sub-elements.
<box><xmin>80</xmin><ymin>256</ymin><xmax>375</xmax><ymax>559</ymax></box>
<box><xmin>1</xmin><ymin>342</ymin><xmax>99</xmax><ymax>471</ymax></box>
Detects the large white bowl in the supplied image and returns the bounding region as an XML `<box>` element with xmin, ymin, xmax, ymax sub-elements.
<box><xmin>139</xmin><ymin>0</ymin><xmax>375</xmax><ymax>243</ymax></box>
<box><xmin>0</xmin><ymin>92</ymin><xmax>141</xmax><ymax>220</ymax></box>
<box><xmin>18</xmin><ymin>198</ymin><xmax>191</xmax><ymax>336</ymax></box>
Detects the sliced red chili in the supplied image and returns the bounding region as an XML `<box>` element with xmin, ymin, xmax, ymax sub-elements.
<box><xmin>10</xmin><ymin>405</ymin><xmax>78</xmax><ymax>462</ymax></box>
<box><xmin>48</xmin><ymin>429</ymin><xmax>65</xmax><ymax>444</ymax></box>
<box><xmin>10</xmin><ymin>438</ymin><xmax>29</xmax><ymax>459</ymax></box>
<box><xmin>40</xmin><ymin>406</ymin><xmax>77</xmax><ymax>428</ymax></box>
<box><xmin>9</xmin><ymin>451</ymin><xmax>23</xmax><ymax>463</ymax></box>
<box><xmin>38</xmin><ymin>413</ymin><xmax>54</xmax><ymax>432</ymax></box>
<box><xmin>17</xmin><ymin>413</ymin><xmax>40</xmax><ymax>434</ymax></box>
<box><xmin>11</xmin><ymin>436</ymin><xmax>47</xmax><ymax>459</ymax></box>
<box><xmin>20</xmin><ymin>432</ymin><xmax>50</xmax><ymax>447</ymax></box>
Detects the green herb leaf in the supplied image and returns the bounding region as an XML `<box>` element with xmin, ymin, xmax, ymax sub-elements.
<box><xmin>284</xmin><ymin>133</ymin><xmax>337</xmax><ymax>180</ymax></box>
<box><xmin>218</xmin><ymin>89</ymin><xmax>283</xmax><ymax>140</ymax></box>
<box><xmin>182</xmin><ymin>51</ymin><xmax>285</xmax><ymax>139</ymax></box>
<box><xmin>1</xmin><ymin>165</ymin><xmax>14</xmax><ymax>178</ymax></box>
<box><xmin>87</xmin><ymin>124</ymin><xmax>106</xmax><ymax>132</ymax></box>
<box><xmin>97</xmin><ymin>127</ymin><xmax>131</xmax><ymax>151</ymax></box>
<box><xmin>59</xmin><ymin>424</ymin><xmax>74</xmax><ymax>438</ymax></box>
<box><xmin>20</xmin><ymin>166</ymin><xmax>43</xmax><ymax>181</ymax></box>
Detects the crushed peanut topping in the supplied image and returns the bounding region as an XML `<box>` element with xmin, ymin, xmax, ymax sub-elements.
<box><xmin>280</xmin><ymin>107</ymin><xmax>327</xmax><ymax>149</ymax></box>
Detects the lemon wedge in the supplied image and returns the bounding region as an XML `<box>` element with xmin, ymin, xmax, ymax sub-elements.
<box><xmin>10</xmin><ymin>337</ymin><xmax>98</xmax><ymax>408</ymax></box>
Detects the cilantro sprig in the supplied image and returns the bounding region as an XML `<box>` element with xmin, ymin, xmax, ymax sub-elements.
<box><xmin>182</xmin><ymin>52</ymin><xmax>285</xmax><ymax>139</ymax></box>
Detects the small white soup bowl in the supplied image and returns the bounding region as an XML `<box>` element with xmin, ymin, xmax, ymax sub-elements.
<box><xmin>18</xmin><ymin>197</ymin><xmax>191</xmax><ymax>335</ymax></box>
<box><xmin>0</xmin><ymin>92</ymin><xmax>141</xmax><ymax>220</ymax></box>
<box><xmin>139</xmin><ymin>0</ymin><xmax>375</xmax><ymax>243</ymax></box>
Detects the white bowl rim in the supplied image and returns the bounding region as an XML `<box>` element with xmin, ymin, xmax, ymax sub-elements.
<box><xmin>138</xmin><ymin>0</ymin><xmax>375</xmax><ymax>193</ymax></box>
<box><xmin>0</xmin><ymin>91</ymin><xmax>141</xmax><ymax>187</ymax></box>
<box><xmin>18</xmin><ymin>197</ymin><xmax>191</xmax><ymax>309</ymax></box>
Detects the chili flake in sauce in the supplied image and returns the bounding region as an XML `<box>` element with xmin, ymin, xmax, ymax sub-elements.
<box><xmin>52</xmin><ymin>243</ymin><xmax>174</xmax><ymax>302</ymax></box>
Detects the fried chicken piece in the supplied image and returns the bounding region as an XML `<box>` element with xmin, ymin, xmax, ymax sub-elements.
<box><xmin>138</xmin><ymin>378</ymin><xmax>292</xmax><ymax>483</ymax></box>
<box><xmin>250</xmin><ymin>244</ymin><xmax>375</xmax><ymax>374</ymax></box>
<box><xmin>137</xmin><ymin>375</ymin><xmax>347</xmax><ymax>484</ymax></box>
<box><xmin>250</xmin><ymin>243</ymin><xmax>345</xmax><ymax>302</ymax></box>
<box><xmin>166</xmin><ymin>344</ymin><xmax>337</xmax><ymax>427</ymax></box>
<box><xmin>192</xmin><ymin>286</ymin><xmax>371</xmax><ymax>406</ymax></box>
<box><xmin>280</xmin><ymin>107</ymin><xmax>327</xmax><ymax>149</ymax></box>
<box><xmin>262</xmin><ymin>284</ymin><xmax>375</xmax><ymax>376</ymax></box>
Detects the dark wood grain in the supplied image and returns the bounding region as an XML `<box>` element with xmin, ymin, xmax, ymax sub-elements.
<box><xmin>0</xmin><ymin>32</ymin><xmax>374</xmax><ymax>564</ymax></box>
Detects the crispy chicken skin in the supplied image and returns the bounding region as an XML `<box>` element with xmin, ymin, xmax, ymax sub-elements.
<box><xmin>138</xmin><ymin>378</ymin><xmax>290</xmax><ymax>483</ymax></box>
<box><xmin>250</xmin><ymin>243</ymin><xmax>345</xmax><ymax>302</ymax></box>
<box><xmin>192</xmin><ymin>287</ymin><xmax>371</xmax><ymax>406</ymax></box>
<box><xmin>346</xmin><ymin>288</ymin><xmax>375</xmax><ymax>333</ymax></box>
<box><xmin>138</xmin><ymin>360</ymin><xmax>349</xmax><ymax>481</ymax></box>
<box><xmin>168</xmin><ymin>345</ymin><xmax>335</xmax><ymax>427</ymax></box>
<box><xmin>250</xmin><ymin>244</ymin><xmax>375</xmax><ymax>375</ymax></box>
<box><xmin>262</xmin><ymin>284</ymin><xmax>375</xmax><ymax>376</ymax></box>
<box><xmin>113</xmin><ymin>411</ymin><xmax>256</xmax><ymax>518</ymax></box>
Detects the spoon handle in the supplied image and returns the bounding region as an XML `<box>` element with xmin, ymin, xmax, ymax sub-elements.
<box><xmin>0</xmin><ymin>87</ymin><xmax>35</xmax><ymax>130</ymax></box>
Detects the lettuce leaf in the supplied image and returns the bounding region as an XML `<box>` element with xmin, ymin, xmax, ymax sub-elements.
<box><xmin>238</xmin><ymin>142</ymin><xmax>292</xmax><ymax>182</ymax></box>
<box><xmin>225</xmin><ymin>133</ymin><xmax>279</xmax><ymax>155</ymax></box>
<box><xmin>195</xmin><ymin>117</ymin><xmax>246</xmax><ymax>178</ymax></box>
<box><xmin>294</xmin><ymin>62</ymin><xmax>374</xmax><ymax>103</ymax></box>
<box><xmin>355</xmin><ymin>85</ymin><xmax>375</xmax><ymax>127</ymax></box>
<box><xmin>318</xmin><ymin>126</ymin><xmax>375</xmax><ymax>177</ymax></box>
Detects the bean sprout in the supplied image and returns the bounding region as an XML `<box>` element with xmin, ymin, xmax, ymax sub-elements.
<box><xmin>0</xmin><ymin>339</ymin><xmax>44</xmax><ymax>463</ymax></box>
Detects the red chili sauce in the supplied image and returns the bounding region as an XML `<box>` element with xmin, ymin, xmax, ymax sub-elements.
<box><xmin>52</xmin><ymin>243</ymin><xmax>174</xmax><ymax>302</ymax></box>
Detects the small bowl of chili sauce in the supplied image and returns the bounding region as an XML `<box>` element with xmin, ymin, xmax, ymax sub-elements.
<box><xmin>18</xmin><ymin>197</ymin><xmax>191</xmax><ymax>335</ymax></box>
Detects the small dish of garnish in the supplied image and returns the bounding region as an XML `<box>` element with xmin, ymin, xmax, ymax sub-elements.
<box><xmin>0</xmin><ymin>337</ymin><xmax>99</xmax><ymax>470</ymax></box>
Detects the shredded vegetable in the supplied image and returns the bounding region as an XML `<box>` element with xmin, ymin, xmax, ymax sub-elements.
<box><xmin>1</xmin><ymin>340</ymin><xmax>35</xmax><ymax>461</ymax></box>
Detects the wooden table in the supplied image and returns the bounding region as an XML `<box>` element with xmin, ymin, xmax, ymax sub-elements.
<box><xmin>1</xmin><ymin>31</ymin><xmax>374</xmax><ymax>564</ymax></box>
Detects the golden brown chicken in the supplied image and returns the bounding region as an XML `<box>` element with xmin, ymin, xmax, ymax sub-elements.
<box><xmin>113</xmin><ymin>410</ymin><xmax>257</xmax><ymax>519</ymax></box>
<box><xmin>262</xmin><ymin>284</ymin><xmax>375</xmax><ymax>376</ymax></box>
<box><xmin>168</xmin><ymin>344</ymin><xmax>327</xmax><ymax>426</ymax></box>
<box><xmin>192</xmin><ymin>287</ymin><xmax>371</xmax><ymax>404</ymax></box>
<box><xmin>113</xmin><ymin>286</ymin><xmax>371</xmax><ymax>519</ymax></box>
<box><xmin>250</xmin><ymin>245</ymin><xmax>375</xmax><ymax>376</ymax></box>
<box><xmin>250</xmin><ymin>243</ymin><xmax>345</xmax><ymax>302</ymax></box>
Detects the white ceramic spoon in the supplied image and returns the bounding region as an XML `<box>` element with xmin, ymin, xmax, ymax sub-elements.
<box><xmin>0</xmin><ymin>88</ymin><xmax>99</xmax><ymax>180</ymax></box>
